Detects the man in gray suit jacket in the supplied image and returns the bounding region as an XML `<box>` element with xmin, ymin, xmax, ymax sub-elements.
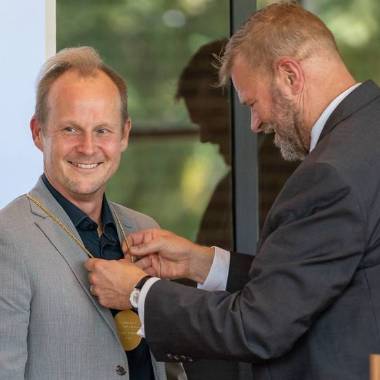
<box><xmin>86</xmin><ymin>3</ymin><xmax>380</xmax><ymax>380</ymax></box>
<box><xmin>0</xmin><ymin>47</ymin><xmax>185</xmax><ymax>380</ymax></box>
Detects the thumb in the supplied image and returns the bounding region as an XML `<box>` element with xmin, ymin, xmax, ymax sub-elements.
<box><xmin>84</xmin><ymin>258</ymin><xmax>98</xmax><ymax>272</ymax></box>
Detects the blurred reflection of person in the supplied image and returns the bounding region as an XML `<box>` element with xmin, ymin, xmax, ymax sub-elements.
<box><xmin>175</xmin><ymin>40</ymin><xmax>298</xmax><ymax>248</ymax></box>
<box><xmin>176</xmin><ymin>39</ymin><xmax>233</xmax><ymax>251</ymax></box>
<box><xmin>175</xmin><ymin>38</ymin><xmax>237</xmax><ymax>380</ymax></box>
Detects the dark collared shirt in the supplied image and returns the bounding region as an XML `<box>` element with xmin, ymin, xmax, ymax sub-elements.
<box><xmin>42</xmin><ymin>174</ymin><xmax>122</xmax><ymax>260</ymax></box>
<box><xmin>42</xmin><ymin>174</ymin><xmax>154</xmax><ymax>380</ymax></box>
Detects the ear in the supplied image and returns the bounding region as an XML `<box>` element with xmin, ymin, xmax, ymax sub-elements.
<box><xmin>30</xmin><ymin>116</ymin><xmax>44</xmax><ymax>152</ymax></box>
<box><xmin>120</xmin><ymin>118</ymin><xmax>132</xmax><ymax>152</ymax></box>
<box><xmin>274</xmin><ymin>57</ymin><xmax>304</xmax><ymax>95</ymax></box>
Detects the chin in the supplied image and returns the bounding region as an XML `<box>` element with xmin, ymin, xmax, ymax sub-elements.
<box><xmin>66</xmin><ymin>180</ymin><xmax>105</xmax><ymax>198</ymax></box>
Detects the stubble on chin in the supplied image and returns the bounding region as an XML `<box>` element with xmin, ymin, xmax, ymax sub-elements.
<box><xmin>273</xmin><ymin>132</ymin><xmax>305</xmax><ymax>161</ymax></box>
<box><xmin>261</xmin><ymin>124</ymin><xmax>275</xmax><ymax>134</ymax></box>
<box><xmin>61</xmin><ymin>173</ymin><xmax>105</xmax><ymax>199</ymax></box>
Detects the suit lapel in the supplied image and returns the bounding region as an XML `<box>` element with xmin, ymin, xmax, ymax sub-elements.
<box><xmin>109</xmin><ymin>202</ymin><xmax>136</xmax><ymax>244</ymax></box>
<box><xmin>317</xmin><ymin>80</ymin><xmax>380</xmax><ymax>144</ymax></box>
<box><xmin>27</xmin><ymin>178</ymin><xmax>121</xmax><ymax>342</ymax></box>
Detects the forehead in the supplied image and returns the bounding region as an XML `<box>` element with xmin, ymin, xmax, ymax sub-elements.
<box><xmin>48</xmin><ymin>69</ymin><xmax>120</xmax><ymax>106</ymax></box>
<box><xmin>230</xmin><ymin>55</ymin><xmax>269</xmax><ymax>102</ymax></box>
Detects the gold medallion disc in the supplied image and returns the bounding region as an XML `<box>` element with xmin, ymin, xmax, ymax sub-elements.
<box><xmin>115</xmin><ymin>310</ymin><xmax>142</xmax><ymax>351</ymax></box>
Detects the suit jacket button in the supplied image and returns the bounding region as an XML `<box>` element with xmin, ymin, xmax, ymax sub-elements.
<box><xmin>116</xmin><ymin>365</ymin><xmax>127</xmax><ymax>376</ymax></box>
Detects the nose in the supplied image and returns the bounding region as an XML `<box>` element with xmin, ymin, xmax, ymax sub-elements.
<box><xmin>250</xmin><ymin>109</ymin><xmax>263</xmax><ymax>133</ymax></box>
<box><xmin>77</xmin><ymin>132</ymin><xmax>96</xmax><ymax>155</ymax></box>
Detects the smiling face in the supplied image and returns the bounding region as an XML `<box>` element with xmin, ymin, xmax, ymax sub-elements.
<box><xmin>31</xmin><ymin>69</ymin><xmax>130</xmax><ymax>204</ymax></box>
<box><xmin>231</xmin><ymin>54</ymin><xmax>308</xmax><ymax>161</ymax></box>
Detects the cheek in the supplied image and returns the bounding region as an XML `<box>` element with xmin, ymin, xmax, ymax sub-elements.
<box><xmin>52</xmin><ymin>141</ymin><xmax>71</xmax><ymax>158</ymax></box>
<box><xmin>45</xmin><ymin>138</ymin><xmax>76</xmax><ymax>163</ymax></box>
<box><xmin>255</xmin><ymin>104</ymin><xmax>268</xmax><ymax>122</ymax></box>
<box><xmin>264</xmin><ymin>105</ymin><xmax>277</xmax><ymax>123</ymax></box>
<box><xmin>102</xmin><ymin>140</ymin><xmax>125</xmax><ymax>159</ymax></box>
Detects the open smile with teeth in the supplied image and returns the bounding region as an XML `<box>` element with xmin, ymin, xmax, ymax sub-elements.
<box><xmin>68</xmin><ymin>161</ymin><xmax>102</xmax><ymax>169</ymax></box>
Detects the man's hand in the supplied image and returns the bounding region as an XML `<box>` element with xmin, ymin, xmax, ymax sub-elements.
<box><xmin>123</xmin><ymin>229</ymin><xmax>215</xmax><ymax>283</ymax></box>
<box><xmin>85</xmin><ymin>258</ymin><xmax>146</xmax><ymax>310</ymax></box>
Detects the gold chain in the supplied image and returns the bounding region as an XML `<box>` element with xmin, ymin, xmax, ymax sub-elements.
<box><xmin>26</xmin><ymin>194</ymin><xmax>130</xmax><ymax>259</ymax></box>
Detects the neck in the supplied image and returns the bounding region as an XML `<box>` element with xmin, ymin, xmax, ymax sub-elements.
<box><xmin>44</xmin><ymin>174</ymin><xmax>104</xmax><ymax>224</ymax></box>
<box><xmin>71</xmin><ymin>197</ymin><xmax>103</xmax><ymax>225</ymax></box>
<box><xmin>303</xmin><ymin>58</ymin><xmax>356</xmax><ymax>132</ymax></box>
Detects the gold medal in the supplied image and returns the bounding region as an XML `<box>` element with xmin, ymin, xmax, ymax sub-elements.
<box><xmin>115</xmin><ymin>310</ymin><xmax>142</xmax><ymax>351</ymax></box>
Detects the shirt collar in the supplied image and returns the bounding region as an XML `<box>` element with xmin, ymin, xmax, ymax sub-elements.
<box><xmin>41</xmin><ymin>174</ymin><xmax>117</xmax><ymax>240</ymax></box>
<box><xmin>309</xmin><ymin>83</ymin><xmax>361</xmax><ymax>152</ymax></box>
<box><xmin>101</xmin><ymin>199</ymin><xmax>118</xmax><ymax>242</ymax></box>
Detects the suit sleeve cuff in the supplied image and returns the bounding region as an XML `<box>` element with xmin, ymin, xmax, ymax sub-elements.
<box><xmin>197</xmin><ymin>247</ymin><xmax>230</xmax><ymax>291</ymax></box>
<box><xmin>137</xmin><ymin>277</ymin><xmax>160</xmax><ymax>337</ymax></box>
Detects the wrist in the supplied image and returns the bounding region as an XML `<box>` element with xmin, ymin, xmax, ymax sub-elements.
<box><xmin>189</xmin><ymin>245</ymin><xmax>215</xmax><ymax>283</ymax></box>
<box><xmin>129</xmin><ymin>275</ymin><xmax>152</xmax><ymax>312</ymax></box>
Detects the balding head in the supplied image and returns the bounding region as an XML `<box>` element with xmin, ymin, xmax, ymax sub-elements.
<box><xmin>35</xmin><ymin>46</ymin><xmax>128</xmax><ymax>126</ymax></box>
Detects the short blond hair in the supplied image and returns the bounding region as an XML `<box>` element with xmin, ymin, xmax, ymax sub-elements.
<box><xmin>35</xmin><ymin>46</ymin><xmax>128</xmax><ymax>124</ymax></box>
<box><xmin>219</xmin><ymin>1</ymin><xmax>338</xmax><ymax>85</ymax></box>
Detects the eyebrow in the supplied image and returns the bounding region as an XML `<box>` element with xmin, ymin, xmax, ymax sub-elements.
<box><xmin>241</xmin><ymin>98</ymin><xmax>253</xmax><ymax>107</ymax></box>
<box><xmin>238</xmin><ymin>92</ymin><xmax>253</xmax><ymax>106</ymax></box>
<box><xmin>237</xmin><ymin>94</ymin><xmax>247</xmax><ymax>106</ymax></box>
<box><xmin>61</xmin><ymin>121</ymin><xmax>113</xmax><ymax>129</ymax></box>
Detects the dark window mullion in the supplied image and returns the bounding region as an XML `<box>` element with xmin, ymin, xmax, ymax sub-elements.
<box><xmin>231</xmin><ymin>0</ymin><xmax>258</xmax><ymax>256</ymax></box>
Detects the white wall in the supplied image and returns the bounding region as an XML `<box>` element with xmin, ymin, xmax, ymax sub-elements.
<box><xmin>0</xmin><ymin>0</ymin><xmax>55</xmax><ymax>208</ymax></box>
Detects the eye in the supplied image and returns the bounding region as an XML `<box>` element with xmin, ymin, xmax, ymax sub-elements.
<box><xmin>96</xmin><ymin>128</ymin><xmax>109</xmax><ymax>135</ymax></box>
<box><xmin>63</xmin><ymin>126</ymin><xmax>78</xmax><ymax>134</ymax></box>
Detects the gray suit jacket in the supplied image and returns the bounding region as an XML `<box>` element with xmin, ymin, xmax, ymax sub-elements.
<box><xmin>0</xmin><ymin>178</ymin><xmax>185</xmax><ymax>380</ymax></box>
<box><xmin>144</xmin><ymin>80</ymin><xmax>380</xmax><ymax>379</ymax></box>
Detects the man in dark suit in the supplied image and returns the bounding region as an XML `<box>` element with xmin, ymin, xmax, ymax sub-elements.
<box><xmin>86</xmin><ymin>3</ymin><xmax>380</xmax><ymax>379</ymax></box>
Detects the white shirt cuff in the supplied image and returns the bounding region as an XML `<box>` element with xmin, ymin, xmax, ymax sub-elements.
<box><xmin>137</xmin><ymin>277</ymin><xmax>160</xmax><ymax>337</ymax></box>
<box><xmin>137</xmin><ymin>247</ymin><xmax>231</xmax><ymax>336</ymax></box>
<box><xmin>197</xmin><ymin>247</ymin><xmax>230</xmax><ymax>291</ymax></box>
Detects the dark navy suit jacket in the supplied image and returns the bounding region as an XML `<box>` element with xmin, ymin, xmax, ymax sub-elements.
<box><xmin>145</xmin><ymin>81</ymin><xmax>380</xmax><ymax>380</ymax></box>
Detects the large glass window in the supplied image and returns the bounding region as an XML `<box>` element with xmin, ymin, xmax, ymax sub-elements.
<box><xmin>57</xmin><ymin>0</ymin><xmax>233</xmax><ymax>250</ymax></box>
